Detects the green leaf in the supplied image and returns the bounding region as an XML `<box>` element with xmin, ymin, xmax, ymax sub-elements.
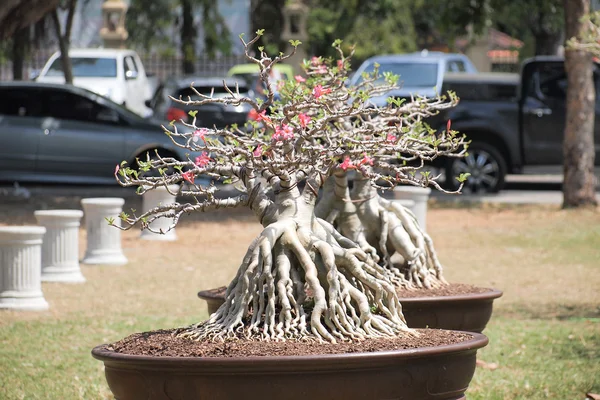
<box><xmin>456</xmin><ymin>173</ymin><xmax>471</xmax><ymax>183</ymax></box>
<box><xmin>105</xmin><ymin>217</ymin><xmax>115</xmax><ymax>225</ymax></box>
<box><xmin>188</xmin><ymin>110</ymin><xmax>198</xmax><ymax>117</ymax></box>
<box><xmin>119</xmin><ymin>212</ymin><xmax>129</xmax><ymax>221</ymax></box>
<box><xmin>289</xmin><ymin>39</ymin><xmax>302</xmax><ymax>47</ymax></box>
<box><xmin>258</xmin><ymin>46</ymin><xmax>264</xmax><ymax>52</ymax></box>
<box><xmin>256</xmin><ymin>29</ymin><xmax>265</xmax><ymax>36</ymax></box>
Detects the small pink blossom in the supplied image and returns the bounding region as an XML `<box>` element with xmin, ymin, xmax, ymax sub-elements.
<box><xmin>446</xmin><ymin>119</ymin><xmax>452</xmax><ymax>133</ymax></box>
<box><xmin>340</xmin><ymin>157</ymin><xmax>356</xmax><ymax>171</ymax></box>
<box><xmin>298</xmin><ymin>113</ymin><xmax>311</xmax><ymax>128</ymax></box>
<box><xmin>182</xmin><ymin>170</ymin><xmax>195</xmax><ymax>184</ymax></box>
<box><xmin>253</xmin><ymin>145</ymin><xmax>263</xmax><ymax>157</ymax></box>
<box><xmin>315</xmin><ymin>65</ymin><xmax>327</xmax><ymax>74</ymax></box>
<box><xmin>311</xmin><ymin>56</ymin><xmax>321</xmax><ymax>66</ymax></box>
<box><xmin>294</xmin><ymin>75</ymin><xmax>306</xmax><ymax>83</ymax></box>
<box><xmin>256</xmin><ymin>110</ymin><xmax>272</xmax><ymax>125</ymax></box>
<box><xmin>312</xmin><ymin>85</ymin><xmax>331</xmax><ymax>99</ymax></box>
<box><xmin>359</xmin><ymin>155</ymin><xmax>374</xmax><ymax>166</ymax></box>
<box><xmin>386</xmin><ymin>133</ymin><xmax>397</xmax><ymax>143</ymax></box>
<box><xmin>272</xmin><ymin>124</ymin><xmax>294</xmax><ymax>141</ymax></box>
<box><xmin>193</xmin><ymin>128</ymin><xmax>209</xmax><ymax>142</ymax></box>
<box><xmin>276</xmin><ymin>80</ymin><xmax>285</xmax><ymax>91</ymax></box>
<box><xmin>114</xmin><ymin>165</ymin><xmax>120</xmax><ymax>175</ymax></box>
<box><xmin>337</xmin><ymin>59</ymin><xmax>344</xmax><ymax>70</ymax></box>
<box><xmin>194</xmin><ymin>152</ymin><xmax>211</xmax><ymax>167</ymax></box>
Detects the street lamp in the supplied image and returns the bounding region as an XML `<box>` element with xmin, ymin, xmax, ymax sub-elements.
<box><xmin>281</xmin><ymin>0</ymin><xmax>308</xmax><ymax>75</ymax></box>
<box><xmin>99</xmin><ymin>0</ymin><xmax>128</xmax><ymax>49</ymax></box>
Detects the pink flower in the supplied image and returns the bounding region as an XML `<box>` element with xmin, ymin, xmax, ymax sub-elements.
<box><xmin>114</xmin><ymin>165</ymin><xmax>120</xmax><ymax>175</ymax></box>
<box><xmin>193</xmin><ymin>128</ymin><xmax>209</xmax><ymax>142</ymax></box>
<box><xmin>276</xmin><ymin>80</ymin><xmax>285</xmax><ymax>91</ymax></box>
<box><xmin>182</xmin><ymin>170</ymin><xmax>195</xmax><ymax>184</ymax></box>
<box><xmin>253</xmin><ymin>145</ymin><xmax>263</xmax><ymax>157</ymax></box>
<box><xmin>294</xmin><ymin>75</ymin><xmax>306</xmax><ymax>83</ymax></box>
<box><xmin>359</xmin><ymin>155</ymin><xmax>374</xmax><ymax>166</ymax></box>
<box><xmin>298</xmin><ymin>113</ymin><xmax>311</xmax><ymax>128</ymax></box>
<box><xmin>273</xmin><ymin>124</ymin><xmax>294</xmax><ymax>141</ymax></box>
<box><xmin>337</xmin><ymin>59</ymin><xmax>344</xmax><ymax>70</ymax></box>
<box><xmin>386</xmin><ymin>133</ymin><xmax>397</xmax><ymax>143</ymax></box>
<box><xmin>256</xmin><ymin>110</ymin><xmax>272</xmax><ymax>125</ymax></box>
<box><xmin>312</xmin><ymin>85</ymin><xmax>331</xmax><ymax>99</ymax></box>
<box><xmin>340</xmin><ymin>157</ymin><xmax>356</xmax><ymax>171</ymax></box>
<box><xmin>311</xmin><ymin>56</ymin><xmax>321</xmax><ymax>66</ymax></box>
<box><xmin>194</xmin><ymin>152</ymin><xmax>211</xmax><ymax>167</ymax></box>
<box><xmin>315</xmin><ymin>65</ymin><xmax>327</xmax><ymax>74</ymax></box>
<box><xmin>446</xmin><ymin>119</ymin><xmax>452</xmax><ymax>133</ymax></box>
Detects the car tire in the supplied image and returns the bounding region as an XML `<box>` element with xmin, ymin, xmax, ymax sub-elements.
<box><xmin>444</xmin><ymin>141</ymin><xmax>507</xmax><ymax>194</ymax></box>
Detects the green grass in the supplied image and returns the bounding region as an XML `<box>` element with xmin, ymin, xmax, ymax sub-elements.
<box><xmin>0</xmin><ymin>203</ymin><xmax>598</xmax><ymax>399</ymax></box>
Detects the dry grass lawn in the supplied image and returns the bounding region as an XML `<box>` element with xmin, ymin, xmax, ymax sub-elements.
<box><xmin>0</xmin><ymin>193</ymin><xmax>599</xmax><ymax>399</ymax></box>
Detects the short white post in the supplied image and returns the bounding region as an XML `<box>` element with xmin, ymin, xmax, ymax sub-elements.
<box><xmin>81</xmin><ymin>198</ymin><xmax>127</xmax><ymax>265</ymax></box>
<box><xmin>34</xmin><ymin>210</ymin><xmax>85</xmax><ymax>283</ymax></box>
<box><xmin>140</xmin><ymin>185</ymin><xmax>179</xmax><ymax>241</ymax></box>
<box><xmin>392</xmin><ymin>186</ymin><xmax>431</xmax><ymax>229</ymax></box>
<box><xmin>0</xmin><ymin>226</ymin><xmax>49</xmax><ymax>311</ymax></box>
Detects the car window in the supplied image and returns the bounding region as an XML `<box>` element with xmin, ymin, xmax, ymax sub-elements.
<box><xmin>42</xmin><ymin>89</ymin><xmax>120</xmax><ymax>124</ymax></box>
<box><xmin>46</xmin><ymin>57</ymin><xmax>118</xmax><ymax>78</ymax></box>
<box><xmin>537</xmin><ymin>63</ymin><xmax>567</xmax><ymax>99</ymax></box>
<box><xmin>0</xmin><ymin>88</ymin><xmax>43</xmax><ymax>117</ymax></box>
<box><xmin>442</xmin><ymin>81</ymin><xmax>516</xmax><ymax>101</ymax></box>
<box><xmin>124</xmin><ymin>56</ymin><xmax>138</xmax><ymax>77</ymax></box>
<box><xmin>446</xmin><ymin>60</ymin><xmax>466</xmax><ymax>73</ymax></box>
<box><xmin>355</xmin><ymin>62</ymin><xmax>438</xmax><ymax>88</ymax></box>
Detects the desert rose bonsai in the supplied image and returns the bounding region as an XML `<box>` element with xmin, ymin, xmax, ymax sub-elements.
<box><xmin>111</xmin><ymin>32</ymin><xmax>467</xmax><ymax>343</ymax></box>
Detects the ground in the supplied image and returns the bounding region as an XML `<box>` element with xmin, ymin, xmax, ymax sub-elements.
<box><xmin>0</xmin><ymin>193</ymin><xmax>598</xmax><ymax>399</ymax></box>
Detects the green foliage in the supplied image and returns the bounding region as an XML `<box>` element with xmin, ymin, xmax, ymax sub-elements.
<box><xmin>307</xmin><ymin>0</ymin><xmax>417</xmax><ymax>66</ymax></box>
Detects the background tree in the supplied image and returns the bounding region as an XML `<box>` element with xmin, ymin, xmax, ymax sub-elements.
<box><xmin>126</xmin><ymin>0</ymin><xmax>231</xmax><ymax>74</ymax></box>
<box><xmin>562</xmin><ymin>0</ymin><xmax>598</xmax><ymax>207</ymax></box>
<box><xmin>0</xmin><ymin>0</ymin><xmax>59</xmax><ymax>40</ymax></box>
<box><xmin>51</xmin><ymin>0</ymin><xmax>77</xmax><ymax>84</ymax></box>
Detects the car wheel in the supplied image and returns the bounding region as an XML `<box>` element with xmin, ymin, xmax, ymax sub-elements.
<box><xmin>445</xmin><ymin>142</ymin><xmax>507</xmax><ymax>194</ymax></box>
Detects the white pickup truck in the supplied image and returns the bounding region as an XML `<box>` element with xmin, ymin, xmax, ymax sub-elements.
<box><xmin>36</xmin><ymin>48</ymin><xmax>153</xmax><ymax>116</ymax></box>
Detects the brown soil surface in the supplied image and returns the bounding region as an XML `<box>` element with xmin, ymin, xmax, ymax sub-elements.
<box><xmin>106</xmin><ymin>328</ymin><xmax>472</xmax><ymax>358</ymax></box>
<box><xmin>396</xmin><ymin>283</ymin><xmax>493</xmax><ymax>298</ymax></box>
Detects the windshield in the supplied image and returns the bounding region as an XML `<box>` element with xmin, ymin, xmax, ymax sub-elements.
<box><xmin>46</xmin><ymin>57</ymin><xmax>118</xmax><ymax>78</ymax></box>
<box><xmin>356</xmin><ymin>62</ymin><xmax>439</xmax><ymax>88</ymax></box>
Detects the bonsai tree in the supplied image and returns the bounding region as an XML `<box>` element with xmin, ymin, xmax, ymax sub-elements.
<box><xmin>112</xmin><ymin>32</ymin><xmax>467</xmax><ymax>343</ymax></box>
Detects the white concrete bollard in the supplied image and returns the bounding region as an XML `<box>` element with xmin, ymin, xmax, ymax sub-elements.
<box><xmin>392</xmin><ymin>186</ymin><xmax>431</xmax><ymax>229</ymax></box>
<box><xmin>0</xmin><ymin>226</ymin><xmax>49</xmax><ymax>311</ymax></box>
<box><xmin>81</xmin><ymin>198</ymin><xmax>127</xmax><ymax>265</ymax></box>
<box><xmin>140</xmin><ymin>185</ymin><xmax>179</xmax><ymax>241</ymax></box>
<box><xmin>34</xmin><ymin>210</ymin><xmax>85</xmax><ymax>283</ymax></box>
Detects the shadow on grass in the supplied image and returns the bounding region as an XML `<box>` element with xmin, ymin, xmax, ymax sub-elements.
<box><xmin>500</xmin><ymin>303</ymin><xmax>600</xmax><ymax>321</ymax></box>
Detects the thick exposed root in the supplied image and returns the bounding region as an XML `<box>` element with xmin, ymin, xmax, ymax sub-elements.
<box><xmin>178</xmin><ymin>217</ymin><xmax>411</xmax><ymax>343</ymax></box>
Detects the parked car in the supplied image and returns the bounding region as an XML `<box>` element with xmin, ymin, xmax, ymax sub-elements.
<box><xmin>348</xmin><ymin>51</ymin><xmax>478</xmax><ymax>106</ymax></box>
<box><xmin>146</xmin><ymin>76</ymin><xmax>252</xmax><ymax>128</ymax></box>
<box><xmin>0</xmin><ymin>82</ymin><xmax>202</xmax><ymax>185</ymax></box>
<box><xmin>35</xmin><ymin>48</ymin><xmax>153</xmax><ymax>117</ymax></box>
<box><xmin>435</xmin><ymin>57</ymin><xmax>600</xmax><ymax>193</ymax></box>
<box><xmin>227</xmin><ymin>63</ymin><xmax>295</xmax><ymax>86</ymax></box>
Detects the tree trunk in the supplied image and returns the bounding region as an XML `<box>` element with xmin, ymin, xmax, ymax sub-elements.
<box><xmin>562</xmin><ymin>0</ymin><xmax>598</xmax><ymax>208</ymax></box>
<box><xmin>11</xmin><ymin>27</ymin><xmax>28</xmax><ymax>80</ymax></box>
<box><xmin>51</xmin><ymin>8</ymin><xmax>73</xmax><ymax>84</ymax></box>
<box><xmin>534</xmin><ymin>31</ymin><xmax>563</xmax><ymax>55</ymax></box>
<box><xmin>181</xmin><ymin>0</ymin><xmax>196</xmax><ymax>74</ymax></box>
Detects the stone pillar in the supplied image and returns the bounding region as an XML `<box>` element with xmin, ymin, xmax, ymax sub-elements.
<box><xmin>81</xmin><ymin>198</ymin><xmax>127</xmax><ymax>265</ymax></box>
<box><xmin>34</xmin><ymin>210</ymin><xmax>85</xmax><ymax>283</ymax></box>
<box><xmin>140</xmin><ymin>185</ymin><xmax>179</xmax><ymax>241</ymax></box>
<box><xmin>99</xmin><ymin>0</ymin><xmax>129</xmax><ymax>49</ymax></box>
<box><xmin>281</xmin><ymin>0</ymin><xmax>309</xmax><ymax>75</ymax></box>
<box><xmin>392</xmin><ymin>186</ymin><xmax>431</xmax><ymax>229</ymax></box>
<box><xmin>0</xmin><ymin>226</ymin><xmax>49</xmax><ymax>311</ymax></box>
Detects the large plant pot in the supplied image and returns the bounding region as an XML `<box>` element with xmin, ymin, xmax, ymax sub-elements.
<box><xmin>198</xmin><ymin>287</ymin><xmax>503</xmax><ymax>333</ymax></box>
<box><xmin>399</xmin><ymin>290</ymin><xmax>503</xmax><ymax>333</ymax></box>
<box><xmin>92</xmin><ymin>332</ymin><xmax>488</xmax><ymax>400</ymax></box>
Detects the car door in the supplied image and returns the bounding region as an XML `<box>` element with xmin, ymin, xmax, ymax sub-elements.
<box><xmin>521</xmin><ymin>62</ymin><xmax>567</xmax><ymax>165</ymax></box>
<box><xmin>0</xmin><ymin>87</ymin><xmax>44</xmax><ymax>180</ymax></box>
<box><xmin>36</xmin><ymin>88</ymin><xmax>127</xmax><ymax>181</ymax></box>
<box><xmin>124</xmin><ymin>55</ymin><xmax>144</xmax><ymax>115</ymax></box>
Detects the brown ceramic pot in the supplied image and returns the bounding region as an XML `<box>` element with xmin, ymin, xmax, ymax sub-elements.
<box><xmin>198</xmin><ymin>287</ymin><xmax>503</xmax><ymax>333</ymax></box>
<box><xmin>92</xmin><ymin>332</ymin><xmax>488</xmax><ymax>400</ymax></box>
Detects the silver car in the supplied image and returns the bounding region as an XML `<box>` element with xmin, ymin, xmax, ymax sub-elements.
<box><xmin>0</xmin><ymin>82</ymin><xmax>199</xmax><ymax>184</ymax></box>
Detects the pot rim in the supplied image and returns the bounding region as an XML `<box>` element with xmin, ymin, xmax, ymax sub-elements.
<box><xmin>92</xmin><ymin>331</ymin><xmax>488</xmax><ymax>370</ymax></box>
<box><xmin>398</xmin><ymin>288</ymin><xmax>503</xmax><ymax>303</ymax></box>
